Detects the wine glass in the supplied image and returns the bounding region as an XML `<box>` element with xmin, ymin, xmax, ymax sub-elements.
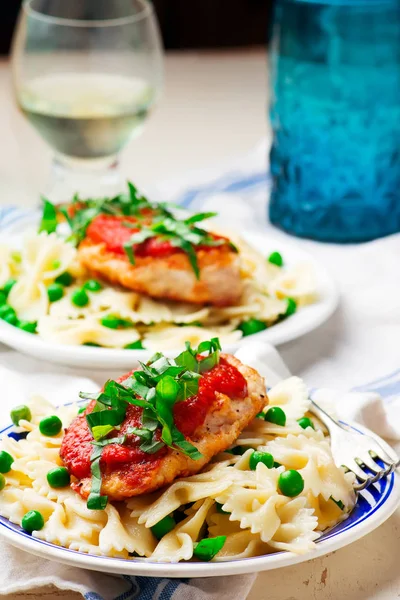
<box><xmin>11</xmin><ymin>0</ymin><xmax>164</xmax><ymax>202</ymax></box>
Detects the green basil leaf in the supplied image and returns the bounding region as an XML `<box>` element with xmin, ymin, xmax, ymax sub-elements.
<box><xmin>199</xmin><ymin>351</ymin><xmax>220</xmax><ymax>373</ymax></box>
<box><xmin>123</xmin><ymin>242</ymin><xmax>136</xmax><ymax>265</ymax></box>
<box><xmin>175</xmin><ymin>349</ymin><xmax>199</xmax><ymax>373</ymax></box>
<box><xmin>197</xmin><ymin>338</ymin><xmax>221</xmax><ymax>354</ymax></box>
<box><xmin>174</xmin><ymin>239</ymin><xmax>199</xmax><ymax>279</ymax></box>
<box><xmin>142</xmin><ymin>408</ymin><xmax>159</xmax><ymax>431</ymax></box>
<box><xmin>93</xmin><ymin>435</ymin><xmax>127</xmax><ymax>447</ymax></box>
<box><xmin>39</xmin><ymin>198</ymin><xmax>58</xmax><ymax>234</ymax></box>
<box><xmin>87</xmin><ymin>445</ymin><xmax>108</xmax><ymax>510</ymax></box>
<box><xmin>176</xmin><ymin>371</ymin><xmax>201</xmax><ymax>401</ymax></box>
<box><xmin>124</xmin><ymin>378</ymin><xmax>151</xmax><ymax>400</ymax></box>
<box><xmin>86</xmin><ymin>407</ymin><xmax>126</xmax><ymax>430</ymax></box>
<box><xmin>139</xmin><ymin>438</ymin><xmax>165</xmax><ymax>454</ymax></box>
<box><xmin>171</xmin><ymin>427</ymin><xmax>202</xmax><ymax>460</ymax></box>
<box><xmin>184</xmin><ymin>212</ymin><xmax>217</xmax><ymax>225</ymax></box>
<box><xmin>127</xmin><ymin>427</ymin><xmax>153</xmax><ymax>441</ymax></box>
<box><xmin>79</xmin><ymin>391</ymin><xmax>100</xmax><ymax>401</ymax></box>
<box><xmin>91</xmin><ymin>424</ymin><xmax>114</xmax><ymax>441</ymax></box>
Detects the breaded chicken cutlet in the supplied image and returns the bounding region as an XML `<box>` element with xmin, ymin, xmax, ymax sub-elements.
<box><xmin>60</xmin><ymin>350</ymin><xmax>267</xmax><ymax>503</ymax></box>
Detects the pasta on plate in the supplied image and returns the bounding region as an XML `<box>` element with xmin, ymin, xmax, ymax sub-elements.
<box><xmin>0</xmin><ymin>228</ymin><xmax>319</xmax><ymax>350</ymax></box>
<box><xmin>0</xmin><ymin>377</ymin><xmax>356</xmax><ymax>563</ymax></box>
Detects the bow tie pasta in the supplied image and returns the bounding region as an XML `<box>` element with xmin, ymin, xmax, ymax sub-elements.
<box><xmin>0</xmin><ymin>376</ymin><xmax>357</xmax><ymax>563</ymax></box>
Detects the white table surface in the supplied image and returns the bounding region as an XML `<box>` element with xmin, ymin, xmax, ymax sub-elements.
<box><xmin>0</xmin><ymin>49</ymin><xmax>399</xmax><ymax>600</ymax></box>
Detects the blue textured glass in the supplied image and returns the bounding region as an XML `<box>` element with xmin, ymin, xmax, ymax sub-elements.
<box><xmin>268</xmin><ymin>0</ymin><xmax>400</xmax><ymax>242</ymax></box>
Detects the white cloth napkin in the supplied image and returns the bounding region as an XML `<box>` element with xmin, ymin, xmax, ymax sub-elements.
<box><xmin>0</xmin><ymin>341</ymin><xmax>399</xmax><ymax>600</ymax></box>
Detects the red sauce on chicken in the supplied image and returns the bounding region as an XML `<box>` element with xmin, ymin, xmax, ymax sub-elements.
<box><xmin>85</xmin><ymin>214</ymin><xmax>226</xmax><ymax>258</ymax></box>
<box><xmin>60</xmin><ymin>358</ymin><xmax>247</xmax><ymax>482</ymax></box>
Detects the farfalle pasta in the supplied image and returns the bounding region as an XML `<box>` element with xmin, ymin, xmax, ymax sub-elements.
<box><xmin>7</xmin><ymin>233</ymin><xmax>76</xmax><ymax>321</ymax></box>
<box><xmin>0</xmin><ymin>376</ymin><xmax>356</xmax><ymax>562</ymax></box>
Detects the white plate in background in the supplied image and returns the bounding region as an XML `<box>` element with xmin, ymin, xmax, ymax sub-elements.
<box><xmin>0</xmin><ymin>212</ymin><xmax>338</xmax><ymax>369</ymax></box>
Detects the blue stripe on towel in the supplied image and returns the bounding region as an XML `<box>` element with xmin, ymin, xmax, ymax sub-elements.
<box><xmin>178</xmin><ymin>171</ymin><xmax>268</xmax><ymax>208</ymax></box>
<box><xmin>158</xmin><ymin>579</ymin><xmax>181</xmax><ymax>600</ymax></box>
<box><xmin>352</xmin><ymin>368</ymin><xmax>400</xmax><ymax>394</ymax></box>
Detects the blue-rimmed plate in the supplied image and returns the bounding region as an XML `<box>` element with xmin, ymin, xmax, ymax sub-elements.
<box><xmin>0</xmin><ymin>417</ymin><xmax>398</xmax><ymax>577</ymax></box>
<box><xmin>0</xmin><ymin>208</ymin><xmax>338</xmax><ymax>370</ymax></box>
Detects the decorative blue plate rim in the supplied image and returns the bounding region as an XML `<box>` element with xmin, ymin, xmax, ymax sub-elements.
<box><xmin>0</xmin><ymin>417</ymin><xmax>398</xmax><ymax>577</ymax></box>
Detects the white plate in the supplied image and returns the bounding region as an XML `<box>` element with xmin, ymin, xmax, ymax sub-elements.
<box><xmin>0</xmin><ymin>210</ymin><xmax>338</xmax><ymax>369</ymax></box>
<box><xmin>0</xmin><ymin>417</ymin><xmax>398</xmax><ymax>577</ymax></box>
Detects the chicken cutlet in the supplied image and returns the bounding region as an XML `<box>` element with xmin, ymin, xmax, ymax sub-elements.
<box><xmin>60</xmin><ymin>353</ymin><xmax>267</xmax><ymax>502</ymax></box>
<box><xmin>78</xmin><ymin>213</ymin><xmax>243</xmax><ymax>307</ymax></box>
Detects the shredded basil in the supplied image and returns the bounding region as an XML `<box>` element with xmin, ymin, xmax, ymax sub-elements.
<box><xmin>83</xmin><ymin>340</ymin><xmax>222</xmax><ymax>509</ymax></box>
<box><xmin>331</xmin><ymin>497</ymin><xmax>345</xmax><ymax>510</ymax></box>
<box><xmin>39</xmin><ymin>198</ymin><xmax>58</xmax><ymax>234</ymax></box>
<box><xmin>39</xmin><ymin>183</ymin><xmax>231</xmax><ymax>279</ymax></box>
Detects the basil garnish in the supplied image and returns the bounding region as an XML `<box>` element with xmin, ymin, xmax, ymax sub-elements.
<box><xmin>38</xmin><ymin>182</ymin><xmax>233</xmax><ymax>278</ymax></box>
<box><xmin>39</xmin><ymin>198</ymin><xmax>58</xmax><ymax>234</ymax></box>
<box><xmin>82</xmin><ymin>339</ymin><xmax>221</xmax><ymax>509</ymax></box>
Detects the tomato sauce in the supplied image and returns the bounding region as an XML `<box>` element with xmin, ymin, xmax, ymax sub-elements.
<box><xmin>173</xmin><ymin>358</ymin><xmax>248</xmax><ymax>436</ymax></box>
<box><xmin>60</xmin><ymin>358</ymin><xmax>247</xmax><ymax>481</ymax></box>
<box><xmin>85</xmin><ymin>214</ymin><xmax>226</xmax><ymax>259</ymax></box>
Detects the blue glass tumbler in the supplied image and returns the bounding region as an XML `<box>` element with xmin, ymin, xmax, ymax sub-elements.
<box><xmin>268</xmin><ymin>0</ymin><xmax>400</xmax><ymax>242</ymax></box>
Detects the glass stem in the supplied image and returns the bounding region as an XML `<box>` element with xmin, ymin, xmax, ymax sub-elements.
<box><xmin>44</xmin><ymin>155</ymin><xmax>124</xmax><ymax>203</ymax></box>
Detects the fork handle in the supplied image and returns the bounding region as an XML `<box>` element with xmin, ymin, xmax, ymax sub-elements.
<box><xmin>310</xmin><ymin>399</ymin><xmax>341</xmax><ymax>432</ymax></box>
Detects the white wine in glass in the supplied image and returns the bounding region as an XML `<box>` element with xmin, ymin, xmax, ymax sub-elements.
<box><xmin>12</xmin><ymin>0</ymin><xmax>164</xmax><ymax>201</ymax></box>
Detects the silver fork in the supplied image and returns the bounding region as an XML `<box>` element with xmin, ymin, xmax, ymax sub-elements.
<box><xmin>310</xmin><ymin>400</ymin><xmax>400</xmax><ymax>491</ymax></box>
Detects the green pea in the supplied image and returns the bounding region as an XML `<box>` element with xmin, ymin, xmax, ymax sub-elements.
<box><xmin>0</xmin><ymin>305</ymin><xmax>13</xmax><ymax>319</ymax></box>
<box><xmin>297</xmin><ymin>417</ymin><xmax>315</xmax><ymax>430</ymax></box>
<box><xmin>21</xmin><ymin>510</ymin><xmax>45</xmax><ymax>533</ymax></box>
<box><xmin>18</xmin><ymin>321</ymin><xmax>37</xmax><ymax>334</ymax></box>
<box><xmin>52</xmin><ymin>260</ymin><xmax>61</xmax><ymax>270</ymax></box>
<box><xmin>256</xmin><ymin>412</ymin><xmax>266</xmax><ymax>419</ymax></box>
<box><xmin>193</xmin><ymin>536</ymin><xmax>226</xmax><ymax>561</ymax></box>
<box><xmin>0</xmin><ymin>306</ymin><xmax>18</xmax><ymax>325</ymax></box>
<box><xmin>284</xmin><ymin>298</ymin><xmax>297</xmax><ymax>318</ymax></box>
<box><xmin>238</xmin><ymin>318</ymin><xmax>268</xmax><ymax>337</ymax></box>
<box><xmin>0</xmin><ymin>474</ymin><xmax>5</xmax><ymax>491</ymax></box>
<box><xmin>55</xmin><ymin>272</ymin><xmax>74</xmax><ymax>287</ymax></box>
<box><xmin>47</xmin><ymin>283</ymin><xmax>64</xmax><ymax>303</ymax></box>
<box><xmin>156</xmin><ymin>376</ymin><xmax>180</xmax><ymax>404</ymax></box>
<box><xmin>2</xmin><ymin>310</ymin><xmax>18</xmax><ymax>326</ymax></box>
<box><xmin>268</xmin><ymin>251</ymin><xmax>283</xmax><ymax>267</ymax></box>
<box><xmin>0</xmin><ymin>451</ymin><xmax>14</xmax><ymax>473</ymax></box>
<box><xmin>124</xmin><ymin>340</ymin><xmax>145</xmax><ymax>350</ymax></box>
<box><xmin>274</xmin><ymin>461</ymin><xmax>282</xmax><ymax>468</ymax></box>
<box><xmin>71</xmin><ymin>289</ymin><xmax>89</xmax><ymax>307</ymax></box>
<box><xmin>100</xmin><ymin>315</ymin><xmax>121</xmax><ymax>329</ymax></box>
<box><xmin>265</xmin><ymin>406</ymin><xmax>286</xmax><ymax>427</ymax></box>
<box><xmin>10</xmin><ymin>405</ymin><xmax>32</xmax><ymax>426</ymax></box>
<box><xmin>278</xmin><ymin>470</ymin><xmax>305</xmax><ymax>497</ymax></box>
<box><xmin>0</xmin><ymin>291</ymin><xmax>7</xmax><ymax>306</ymax></box>
<box><xmin>46</xmin><ymin>467</ymin><xmax>70</xmax><ymax>488</ymax></box>
<box><xmin>83</xmin><ymin>279</ymin><xmax>102</xmax><ymax>292</ymax></box>
<box><xmin>249</xmin><ymin>451</ymin><xmax>274</xmax><ymax>470</ymax></box>
<box><xmin>3</xmin><ymin>279</ymin><xmax>16</xmax><ymax>297</ymax></box>
<box><xmin>39</xmin><ymin>415</ymin><xmax>62</xmax><ymax>437</ymax></box>
<box><xmin>151</xmin><ymin>515</ymin><xmax>176</xmax><ymax>540</ymax></box>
